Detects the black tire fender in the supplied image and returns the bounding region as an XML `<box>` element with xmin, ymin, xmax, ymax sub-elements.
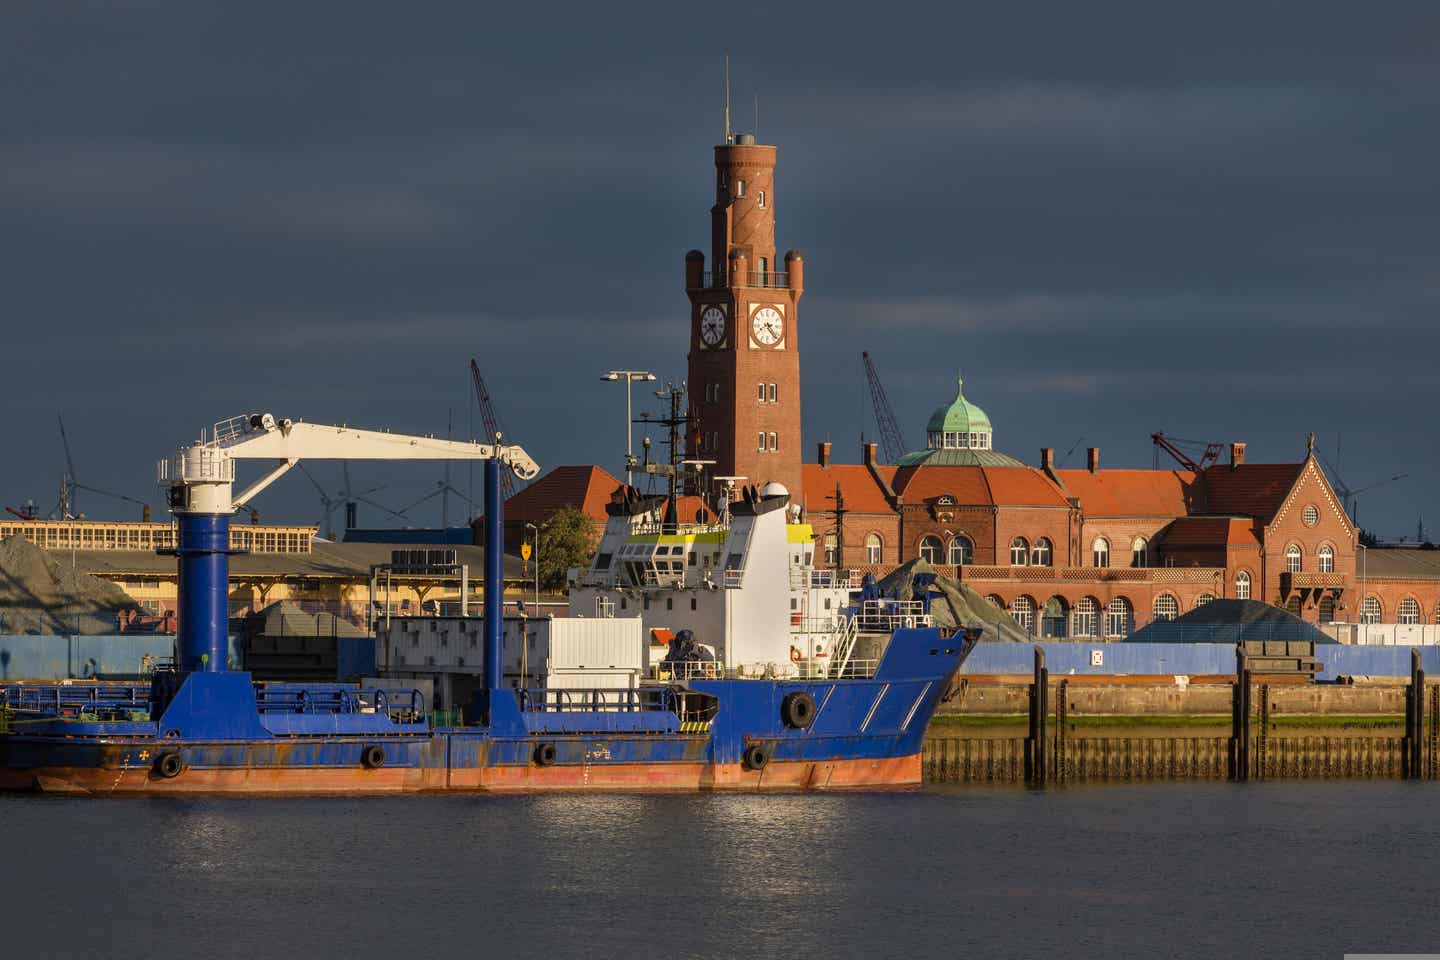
<box><xmin>533</xmin><ymin>742</ymin><xmax>557</xmax><ymax>767</ymax></box>
<box><xmin>781</xmin><ymin>691</ymin><xmax>816</xmax><ymax>729</ymax></box>
<box><xmin>155</xmin><ymin>750</ymin><xmax>183</xmax><ymax>779</ymax></box>
<box><xmin>742</xmin><ymin>743</ymin><xmax>769</xmax><ymax>771</ymax></box>
<box><xmin>360</xmin><ymin>744</ymin><xmax>386</xmax><ymax>769</ymax></box>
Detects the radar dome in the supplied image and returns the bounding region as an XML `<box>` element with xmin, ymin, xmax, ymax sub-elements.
<box><xmin>761</xmin><ymin>482</ymin><xmax>789</xmax><ymax>498</ymax></box>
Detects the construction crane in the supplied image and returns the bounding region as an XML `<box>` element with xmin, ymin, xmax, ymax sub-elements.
<box><xmin>470</xmin><ymin>359</ymin><xmax>519</xmax><ymax>501</ymax></box>
<box><xmin>52</xmin><ymin>415</ymin><xmax>152</xmax><ymax>520</ymax></box>
<box><xmin>157</xmin><ymin>411</ymin><xmax>538</xmax><ymax>677</ymax></box>
<box><xmin>1151</xmin><ymin>432</ymin><xmax>1224</xmax><ymax>473</ymax></box>
<box><xmin>862</xmin><ymin>351</ymin><xmax>908</xmax><ymax>464</ymax></box>
<box><xmin>1316</xmin><ymin>446</ymin><xmax>1407</xmax><ymax>527</ymax></box>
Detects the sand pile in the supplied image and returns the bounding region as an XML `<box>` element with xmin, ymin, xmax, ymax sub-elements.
<box><xmin>0</xmin><ymin>535</ymin><xmax>140</xmax><ymax>635</ymax></box>
<box><xmin>875</xmin><ymin>558</ymin><xmax>1031</xmax><ymax>642</ymax></box>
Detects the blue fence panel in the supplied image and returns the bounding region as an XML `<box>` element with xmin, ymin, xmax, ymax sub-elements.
<box><xmin>0</xmin><ymin>635</ymin><xmax>242</xmax><ymax>680</ymax></box>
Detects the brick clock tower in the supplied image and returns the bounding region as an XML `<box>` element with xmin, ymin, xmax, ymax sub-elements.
<box><xmin>685</xmin><ymin>133</ymin><xmax>804</xmax><ymax>503</ymax></box>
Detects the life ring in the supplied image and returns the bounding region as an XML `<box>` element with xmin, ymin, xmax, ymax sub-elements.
<box><xmin>742</xmin><ymin>743</ymin><xmax>769</xmax><ymax>771</ymax></box>
<box><xmin>360</xmin><ymin>744</ymin><xmax>386</xmax><ymax>769</ymax></box>
<box><xmin>782</xmin><ymin>691</ymin><xmax>816</xmax><ymax>729</ymax></box>
<box><xmin>789</xmin><ymin>646</ymin><xmax>803</xmax><ymax>663</ymax></box>
<box><xmin>154</xmin><ymin>750</ymin><xmax>183</xmax><ymax>779</ymax></box>
<box><xmin>534</xmin><ymin>742</ymin><xmax>557</xmax><ymax>766</ymax></box>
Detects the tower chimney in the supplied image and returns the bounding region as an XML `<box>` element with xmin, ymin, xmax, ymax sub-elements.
<box><xmin>863</xmin><ymin>442</ymin><xmax>878</xmax><ymax>466</ymax></box>
<box><xmin>818</xmin><ymin>441</ymin><xmax>832</xmax><ymax>468</ymax></box>
<box><xmin>1086</xmin><ymin>447</ymin><xmax>1100</xmax><ymax>474</ymax></box>
<box><xmin>1040</xmin><ymin>447</ymin><xmax>1054</xmax><ymax>471</ymax></box>
<box><xmin>1230</xmin><ymin>442</ymin><xmax>1246</xmax><ymax>468</ymax></box>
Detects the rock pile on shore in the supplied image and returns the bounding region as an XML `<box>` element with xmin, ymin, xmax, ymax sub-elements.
<box><xmin>0</xmin><ymin>535</ymin><xmax>140</xmax><ymax>635</ymax></box>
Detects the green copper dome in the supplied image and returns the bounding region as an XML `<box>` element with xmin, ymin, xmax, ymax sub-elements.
<box><xmin>925</xmin><ymin>376</ymin><xmax>992</xmax><ymax>435</ymax></box>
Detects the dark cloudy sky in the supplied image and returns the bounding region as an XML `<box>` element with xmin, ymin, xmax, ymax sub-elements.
<box><xmin>4</xmin><ymin>2</ymin><xmax>1436</xmax><ymax>537</ymax></box>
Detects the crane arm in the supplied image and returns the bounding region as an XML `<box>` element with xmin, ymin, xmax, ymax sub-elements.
<box><xmin>162</xmin><ymin>413</ymin><xmax>540</xmax><ymax>515</ymax></box>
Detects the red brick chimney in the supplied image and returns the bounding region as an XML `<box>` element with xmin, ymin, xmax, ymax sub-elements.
<box><xmin>863</xmin><ymin>442</ymin><xmax>878</xmax><ymax>466</ymax></box>
<box><xmin>1086</xmin><ymin>447</ymin><xmax>1100</xmax><ymax>474</ymax></box>
<box><xmin>1040</xmin><ymin>447</ymin><xmax>1054</xmax><ymax>471</ymax></box>
<box><xmin>1230</xmin><ymin>442</ymin><xmax>1246</xmax><ymax>468</ymax></box>
<box><xmin>818</xmin><ymin>441</ymin><xmax>832</xmax><ymax>468</ymax></box>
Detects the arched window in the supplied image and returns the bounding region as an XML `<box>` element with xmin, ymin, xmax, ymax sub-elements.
<box><xmin>1153</xmin><ymin>594</ymin><xmax>1179</xmax><ymax>621</ymax></box>
<box><xmin>1072</xmin><ymin>597</ymin><xmax>1099</xmax><ymax>638</ymax></box>
<box><xmin>1041</xmin><ymin>597</ymin><xmax>1068</xmax><ymax>638</ymax></box>
<box><xmin>1285</xmin><ymin>544</ymin><xmax>1302</xmax><ymax>574</ymax></box>
<box><xmin>1235</xmin><ymin>570</ymin><xmax>1252</xmax><ymax>600</ymax></box>
<box><xmin>1318</xmin><ymin>545</ymin><xmax>1335</xmax><ymax>574</ymax></box>
<box><xmin>1195</xmin><ymin>593</ymin><xmax>1215</xmax><ymax>608</ymax></box>
<box><xmin>1361</xmin><ymin>596</ymin><xmax>1382</xmax><ymax>624</ymax></box>
<box><xmin>1010</xmin><ymin>537</ymin><xmax>1029</xmax><ymax>566</ymax></box>
<box><xmin>823</xmin><ymin>534</ymin><xmax>837</xmax><ymax>567</ymax></box>
<box><xmin>1031</xmin><ymin>537</ymin><xmax>1053</xmax><ymax>567</ymax></box>
<box><xmin>985</xmin><ymin>594</ymin><xmax>1006</xmax><ymax>611</ymax></box>
<box><xmin>1131</xmin><ymin>537</ymin><xmax>1148</xmax><ymax>569</ymax></box>
<box><xmin>1092</xmin><ymin>537</ymin><xmax>1110</xmax><ymax>568</ymax></box>
<box><xmin>919</xmin><ymin>535</ymin><xmax>943</xmax><ymax>565</ymax></box>
<box><xmin>1010</xmin><ymin>596</ymin><xmax>1035</xmax><ymax>633</ymax></box>
<box><xmin>865</xmin><ymin>533</ymin><xmax>883</xmax><ymax>565</ymax></box>
<box><xmin>1105</xmin><ymin>598</ymin><xmax>1133</xmax><ymax>638</ymax></box>
<box><xmin>1318</xmin><ymin>595</ymin><xmax>1336</xmax><ymax>623</ymax></box>
<box><xmin>948</xmin><ymin>535</ymin><xmax>972</xmax><ymax>566</ymax></box>
<box><xmin>1399</xmin><ymin>598</ymin><xmax>1422</xmax><ymax>625</ymax></box>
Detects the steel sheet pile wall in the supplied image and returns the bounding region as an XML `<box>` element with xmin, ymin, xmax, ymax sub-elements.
<box><xmin>959</xmin><ymin>642</ymin><xmax>1440</xmax><ymax>681</ymax></box>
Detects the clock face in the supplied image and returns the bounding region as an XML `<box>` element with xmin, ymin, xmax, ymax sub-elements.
<box><xmin>751</xmin><ymin>306</ymin><xmax>783</xmax><ymax>346</ymax></box>
<box><xmin>699</xmin><ymin>306</ymin><xmax>726</xmax><ymax>346</ymax></box>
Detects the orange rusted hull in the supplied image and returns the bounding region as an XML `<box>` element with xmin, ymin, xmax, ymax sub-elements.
<box><xmin>5</xmin><ymin>754</ymin><xmax>922</xmax><ymax>796</ymax></box>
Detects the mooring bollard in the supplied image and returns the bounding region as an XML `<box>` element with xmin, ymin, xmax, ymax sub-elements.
<box><xmin>1230</xmin><ymin>643</ymin><xmax>1252</xmax><ymax>782</ymax></box>
<box><xmin>1026</xmin><ymin>645</ymin><xmax>1048</xmax><ymax>787</ymax></box>
<box><xmin>1405</xmin><ymin>648</ymin><xmax>1424</xmax><ymax>779</ymax></box>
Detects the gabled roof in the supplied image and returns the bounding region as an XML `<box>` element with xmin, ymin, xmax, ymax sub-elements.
<box><xmin>802</xmin><ymin>463</ymin><xmax>894</xmax><ymax>514</ymax></box>
<box><xmin>503</xmin><ymin>465</ymin><xmax>622</xmax><ymax>524</ymax></box>
<box><xmin>891</xmin><ymin>465</ymin><xmax>1069</xmax><ymax>508</ymax></box>
<box><xmin>1054</xmin><ymin>468</ymin><xmax>1195</xmax><ymax>517</ymax></box>
<box><xmin>1161</xmin><ymin>516</ymin><xmax>1261</xmax><ymax>548</ymax></box>
<box><xmin>1200</xmin><ymin>463</ymin><xmax>1305</xmax><ymax>521</ymax></box>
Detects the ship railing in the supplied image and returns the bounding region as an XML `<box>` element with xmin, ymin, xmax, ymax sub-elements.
<box><xmin>782</xmin><ymin>658</ymin><xmax>879</xmax><ymax>680</ymax></box>
<box><xmin>254</xmin><ymin>685</ymin><xmax>425</xmax><ymax>722</ymax></box>
<box><xmin>856</xmin><ymin>599</ymin><xmax>933</xmax><ymax>633</ymax></box>
<box><xmin>519</xmin><ymin>687</ymin><xmax>675</xmax><ymax>713</ymax></box>
<box><xmin>789</xmin><ymin>616</ymin><xmax>842</xmax><ymax>635</ymax></box>
<box><xmin>651</xmin><ymin>661</ymin><xmax>723</xmax><ymax>682</ymax></box>
<box><xmin>1</xmin><ymin>683</ymin><xmax>152</xmax><ymax>718</ymax></box>
<box><xmin>806</xmin><ymin>569</ymin><xmax>862</xmax><ymax>589</ymax></box>
<box><xmin>722</xmin><ymin>569</ymin><xmax>744</xmax><ymax>589</ymax></box>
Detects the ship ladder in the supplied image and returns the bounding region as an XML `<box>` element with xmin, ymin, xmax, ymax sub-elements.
<box><xmin>828</xmin><ymin>614</ymin><xmax>859</xmax><ymax>680</ymax></box>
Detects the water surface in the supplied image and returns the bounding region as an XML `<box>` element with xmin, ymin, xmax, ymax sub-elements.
<box><xmin>3</xmin><ymin>782</ymin><xmax>1436</xmax><ymax>958</ymax></box>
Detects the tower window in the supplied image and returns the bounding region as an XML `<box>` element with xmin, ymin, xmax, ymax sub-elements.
<box><xmin>769</xmin><ymin>432</ymin><xmax>778</xmax><ymax>451</ymax></box>
<box><xmin>758</xmin><ymin>383</ymin><xmax>766</xmax><ymax>402</ymax></box>
<box><xmin>736</xmin><ymin>179</ymin><xmax>746</xmax><ymax>198</ymax></box>
<box><xmin>768</xmin><ymin>383</ymin><xmax>777</xmax><ymax>402</ymax></box>
<box><xmin>758</xmin><ymin>190</ymin><xmax>766</xmax><ymax>208</ymax></box>
<box><xmin>758</xmin><ymin>432</ymin><xmax>766</xmax><ymax>451</ymax></box>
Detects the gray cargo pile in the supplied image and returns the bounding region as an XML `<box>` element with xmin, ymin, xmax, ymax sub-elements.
<box><xmin>875</xmin><ymin>558</ymin><xmax>1031</xmax><ymax>642</ymax></box>
<box><xmin>0</xmin><ymin>534</ymin><xmax>140</xmax><ymax>635</ymax></box>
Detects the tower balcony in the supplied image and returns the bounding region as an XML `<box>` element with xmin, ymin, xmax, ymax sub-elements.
<box><xmin>696</xmin><ymin>269</ymin><xmax>792</xmax><ymax>290</ymax></box>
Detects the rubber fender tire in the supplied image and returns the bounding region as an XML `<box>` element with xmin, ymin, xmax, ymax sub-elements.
<box><xmin>742</xmin><ymin>743</ymin><xmax>769</xmax><ymax>771</ymax></box>
<box><xmin>155</xmin><ymin>750</ymin><xmax>183</xmax><ymax>779</ymax></box>
<box><xmin>782</xmin><ymin>691</ymin><xmax>816</xmax><ymax>729</ymax></box>
<box><xmin>360</xmin><ymin>745</ymin><xmax>386</xmax><ymax>770</ymax></box>
<box><xmin>534</xmin><ymin>742</ymin><xmax>557</xmax><ymax>767</ymax></box>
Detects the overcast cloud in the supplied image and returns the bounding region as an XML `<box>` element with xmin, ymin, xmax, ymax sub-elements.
<box><xmin>3</xmin><ymin>1</ymin><xmax>1436</xmax><ymax>536</ymax></box>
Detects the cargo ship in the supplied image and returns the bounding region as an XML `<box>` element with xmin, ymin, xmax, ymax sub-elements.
<box><xmin>0</xmin><ymin>414</ymin><xmax>973</xmax><ymax>795</ymax></box>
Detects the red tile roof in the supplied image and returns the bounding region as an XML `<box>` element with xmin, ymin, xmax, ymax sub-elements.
<box><xmin>1053</xmin><ymin>468</ymin><xmax>1196</xmax><ymax>517</ymax></box>
<box><xmin>503</xmin><ymin>465</ymin><xmax>622</xmax><ymax>525</ymax></box>
<box><xmin>802</xmin><ymin>463</ymin><xmax>894</xmax><ymax>514</ymax></box>
<box><xmin>890</xmin><ymin>465</ymin><xmax>1069</xmax><ymax>508</ymax></box>
<box><xmin>1200</xmin><ymin>463</ymin><xmax>1305</xmax><ymax>520</ymax></box>
<box><xmin>1161</xmin><ymin>516</ymin><xmax>1262</xmax><ymax>547</ymax></box>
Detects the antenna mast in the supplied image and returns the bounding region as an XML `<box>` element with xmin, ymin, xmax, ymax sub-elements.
<box><xmin>724</xmin><ymin>53</ymin><xmax>731</xmax><ymax>143</ymax></box>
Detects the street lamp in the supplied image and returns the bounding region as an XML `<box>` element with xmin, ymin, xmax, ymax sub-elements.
<box><xmin>525</xmin><ymin>522</ymin><xmax>539</xmax><ymax>611</ymax></box>
<box><xmin>602</xmin><ymin>370</ymin><xmax>656</xmax><ymax>486</ymax></box>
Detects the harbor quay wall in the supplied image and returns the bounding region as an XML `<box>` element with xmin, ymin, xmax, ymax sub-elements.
<box><xmin>959</xmin><ymin>641</ymin><xmax>1440</xmax><ymax>682</ymax></box>
<box><xmin>938</xmin><ymin>681</ymin><xmax>1406</xmax><ymax>717</ymax></box>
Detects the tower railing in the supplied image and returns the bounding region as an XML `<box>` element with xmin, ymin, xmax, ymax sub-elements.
<box><xmin>697</xmin><ymin>270</ymin><xmax>791</xmax><ymax>290</ymax></box>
